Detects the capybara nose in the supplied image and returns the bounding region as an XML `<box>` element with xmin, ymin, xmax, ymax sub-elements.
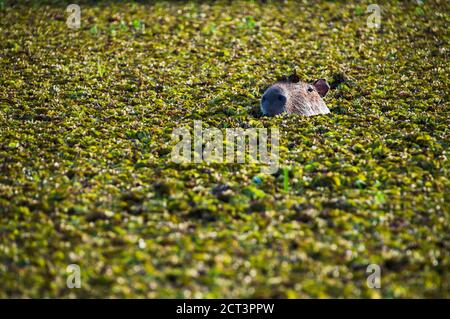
<box><xmin>261</xmin><ymin>88</ymin><xmax>287</xmax><ymax>116</ymax></box>
<box><xmin>275</xmin><ymin>93</ymin><xmax>286</xmax><ymax>103</ymax></box>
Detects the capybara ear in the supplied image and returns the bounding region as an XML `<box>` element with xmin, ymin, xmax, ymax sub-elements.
<box><xmin>287</xmin><ymin>74</ymin><xmax>300</xmax><ymax>83</ymax></box>
<box><xmin>313</xmin><ymin>79</ymin><xmax>330</xmax><ymax>97</ymax></box>
<box><xmin>277</xmin><ymin>75</ymin><xmax>288</xmax><ymax>82</ymax></box>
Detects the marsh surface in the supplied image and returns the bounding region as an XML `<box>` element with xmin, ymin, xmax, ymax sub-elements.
<box><xmin>0</xmin><ymin>0</ymin><xmax>448</xmax><ymax>298</ymax></box>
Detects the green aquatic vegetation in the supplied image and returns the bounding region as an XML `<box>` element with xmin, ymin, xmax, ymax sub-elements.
<box><xmin>89</xmin><ymin>25</ymin><xmax>98</xmax><ymax>35</ymax></box>
<box><xmin>97</xmin><ymin>58</ymin><xmax>106</xmax><ymax>78</ymax></box>
<box><xmin>0</xmin><ymin>0</ymin><xmax>448</xmax><ymax>298</ymax></box>
<box><xmin>283</xmin><ymin>167</ymin><xmax>289</xmax><ymax>192</ymax></box>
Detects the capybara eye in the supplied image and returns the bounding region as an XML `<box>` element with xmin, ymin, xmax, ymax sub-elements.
<box><xmin>307</xmin><ymin>86</ymin><xmax>314</xmax><ymax>93</ymax></box>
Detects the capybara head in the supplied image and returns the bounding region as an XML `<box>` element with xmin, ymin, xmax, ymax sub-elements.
<box><xmin>261</xmin><ymin>78</ymin><xmax>330</xmax><ymax>116</ymax></box>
